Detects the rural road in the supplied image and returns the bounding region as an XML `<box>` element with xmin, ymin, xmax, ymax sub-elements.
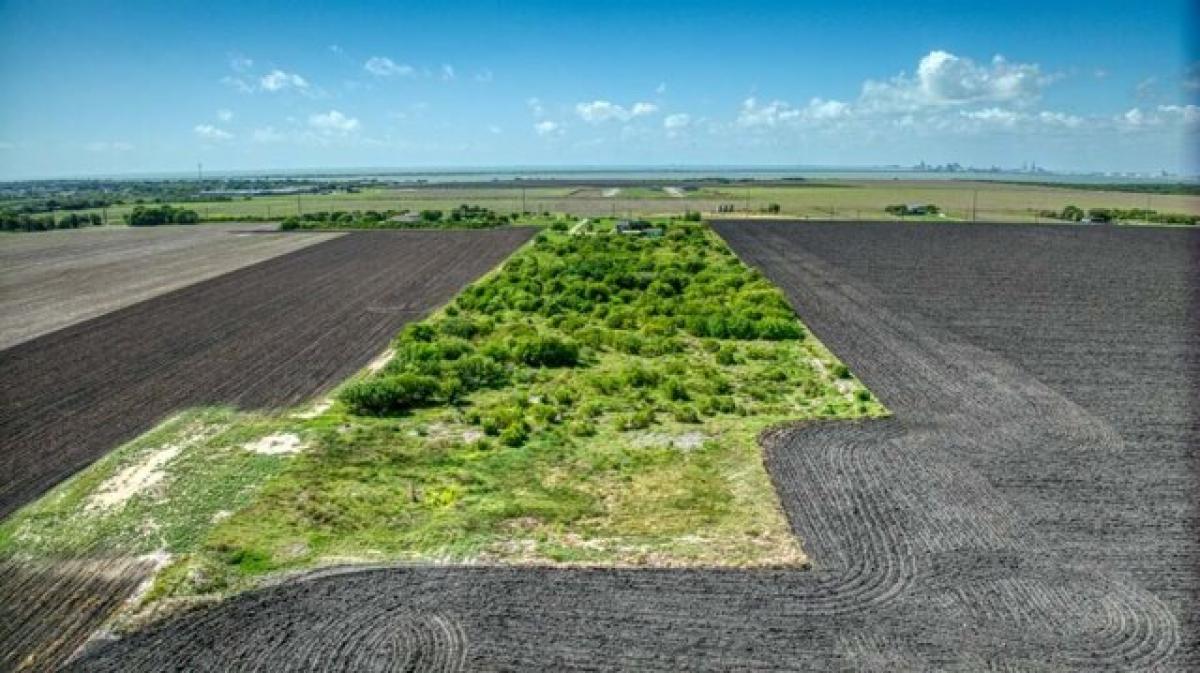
<box><xmin>73</xmin><ymin>221</ymin><xmax>1198</xmax><ymax>670</ymax></box>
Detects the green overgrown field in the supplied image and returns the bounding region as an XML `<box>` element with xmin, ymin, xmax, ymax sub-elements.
<box><xmin>34</xmin><ymin>180</ymin><xmax>1200</xmax><ymax>225</ymax></box>
<box><xmin>1</xmin><ymin>221</ymin><xmax>885</xmax><ymax>621</ymax></box>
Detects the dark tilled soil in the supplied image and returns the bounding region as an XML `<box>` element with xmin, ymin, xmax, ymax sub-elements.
<box><xmin>0</xmin><ymin>228</ymin><xmax>535</xmax><ymax>519</ymax></box>
<box><xmin>72</xmin><ymin>221</ymin><xmax>1198</xmax><ymax>671</ymax></box>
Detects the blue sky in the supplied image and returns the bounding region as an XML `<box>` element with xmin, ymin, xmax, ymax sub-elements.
<box><xmin>0</xmin><ymin>0</ymin><xmax>1196</xmax><ymax>179</ymax></box>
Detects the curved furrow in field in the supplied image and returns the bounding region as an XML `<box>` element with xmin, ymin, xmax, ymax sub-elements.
<box><xmin>0</xmin><ymin>557</ymin><xmax>155</xmax><ymax>672</ymax></box>
<box><xmin>71</xmin><ymin>222</ymin><xmax>1197</xmax><ymax>670</ymax></box>
<box><xmin>80</xmin><ymin>577</ymin><xmax>468</xmax><ymax>672</ymax></box>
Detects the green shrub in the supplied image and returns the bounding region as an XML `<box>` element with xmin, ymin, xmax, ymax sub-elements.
<box><xmin>449</xmin><ymin>355</ymin><xmax>508</xmax><ymax>390</ymax></box>
<box><xmin>661</xmin><ymin>377</ymin><xmax>689</xmax><ymax>401</ymax></box>
<box><xmin>698</xmin><ymin>395</ymin><xmax>737</xmax><ymax>416</ymax></box>
<box><xmin>758</xmin><ymin>318</ymin><xmax>804</xmax><ymax>340</ymax></box>
<box><xmin>614</xmin><ymin>408</ymin><xmax>656</xmax><ymax>431</ymax></box>
<box><xmin>437</xmin><ymin>317</ymin><xmax>490</xmax><ymax>339</ymax></box>
<box><xmin>715</xmin><ymin>346</ymin><xmax>738</xmax><ymax>366</ymax></box>
<box><xmin>672</xmin><ymin>405</ymin><xmax>701</xmax><ymax>424</ymax></box>
<box><xmin>567</xmin><ymin>420</ymin><xmax>597</xmax><ymax>437</ymax></box>
<box><xmin>512</xmin><ymin>335</ymin><xmax>580</xmax><ymax>367</ymax></box>
<box><xmin>621</xmin><ymin>364</ymin><xmax>660</xmax><ymax>388</ymax></box>
<box><xmin>338</xmin><ymin>374</ymin><xmax>439</xmax><ymax>415</ymax></box>
<box><xmin>500</xmin><ymin>421</ymin><xmax>530</xmax><ymax>446</ymax></box>
<box><xmin>403</xmin><ymin>323</ymin><xmax>437</xmax><ymax>342</ymax></box>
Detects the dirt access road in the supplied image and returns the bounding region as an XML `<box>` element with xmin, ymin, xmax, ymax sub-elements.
<box><xmin>75</xmin><ymin>221</ymin><xmax>1197</xmax><ymax>670</ymax></box>
<box><xmin>0</xmin><ymin>224</ymin><xmax>339</xmax><ymax>349</ymax></box>
<box><xmin>0</xmin><ymin>228</ymin><xmax>534</xmax><ymax>521</ymax></box>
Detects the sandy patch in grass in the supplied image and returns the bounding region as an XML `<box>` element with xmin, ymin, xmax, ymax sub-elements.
<box><xmin>243</xmin><ymin>433</ymin><xmax>304</xmax><ymax>455</ymax></box>
<box><xmin>87</xmin><ymin>445</ymin><xmax>183</xmax><ymax>512</ymax></box>
<box><xmin>602</xmin><ymin>188</ymin><xmax>621</xmax><ymax>198</ymax></box>
<box><xmin>632</xmin><ymin>431</ymin><xmax>709</xmax><ymax>451</ymax></box>
<box><xmin>293</xmin><ymin>398</ymin><xmax>333</xmax><ymax>419</ymax></box>
<box><xmin>663</xmin><ymin>187</ymin><xmax>684</xmax><ymax>197</ymax></box>
<box><xmin>366</xmin><ymin>349</ymin><xmax>395</xmax><ymax>374</ymax></box>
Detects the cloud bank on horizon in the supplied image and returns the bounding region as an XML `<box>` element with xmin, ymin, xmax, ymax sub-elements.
<box><xmin>0</xmin><ymin>1</ymin><xmax>1195</xmax><ymax>178</ymax></box>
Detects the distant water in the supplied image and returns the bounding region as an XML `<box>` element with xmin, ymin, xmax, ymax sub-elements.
<box><xmin>43</xmin><ymin>166</ymin><xmax>1199</xmax><ymax>185</ymax></box>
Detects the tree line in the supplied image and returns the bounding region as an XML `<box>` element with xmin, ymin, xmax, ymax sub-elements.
<box><xmin>1</xmin><ymin>211</ymin><xmax>102</xmax><ymax>232</ymax></box>
<box><xmin>1038</xmin><ymin>205</ymin><xmax>1198</xmax><ymax>225</ymax></box>
<box><xmin>124</xmin><ymin>205</ymin><xmax>200</xmax><ymax>226</ymax></box>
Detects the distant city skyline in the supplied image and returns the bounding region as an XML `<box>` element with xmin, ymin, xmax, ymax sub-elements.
<box><xmin>1</xmin><ymin>0</ymin><xmax>1197</xmax><ymax>180</ymax></box>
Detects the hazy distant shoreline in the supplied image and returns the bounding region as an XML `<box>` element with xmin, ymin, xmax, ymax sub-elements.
<box><xmin>6</xmin><ymin>166</ymin><xmax>1197</xmax><ymax>185</ymax></box>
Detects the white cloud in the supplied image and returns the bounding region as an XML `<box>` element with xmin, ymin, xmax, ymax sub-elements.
<box><xmin>441</xmin><ymin>64</ymin><xmax>456</xmax><ymax>80</ymax></box>
<box><xmin>631</xmin><ymin>102</ymin><xmax>658</xmax><ymax>116</ymax></box>
<box><xmin>730</xmin><ymin>51</ymin><xmax>1115</xmax><ymax>143</ymax></box>
<box><xmin>216</xmin><ymin>109</ymin><xmax>234</xmax><ymax>122</ymax></box>
<box><xmin>534</xmin><ymin>120</ymin><xmax>561</xmax><ymax>136</ymax></box>
<box><xmin>527</xmin><ymin>97</ymin><xmax>545</xmax><ymax>117</ymax></box>
<box><xmin>806</xmin><ymin>98</ymin><xmax>850</xmax><ymax>120</ymax></box>
<box><xmin>308</xmin><ymin>110</ymin><xmax>360</xmax><ymax>133</ymax></box>
<box><xmin>737</xmin><ymin>98</ymin><xmax>801</xmax><ymax>127</ymax></box>
<box><xmin>860</xmin><ymin>50</ymin><xmax>1047</xmax><ymax>112</ymax></box>
<box><xmin>1121</xmin><ymin>104</ymin><xmax>1200</xmax><ymax>129</ymax></box>
<box><xmin>575</xmin><ymin>100</ymin><xmax>659</xmax><ymax>123</ymax></box>
<box><xmin>1036</xmin><ymin>111</ymin><xmax>1084</xmax><ymax>128</ymax></box>
<box><xmin>664</xmin><ymin>113</ymin><xmax>691</xmax><ymax>130</ymax></box>
<box><xmin>656</xmin><ymin>82</ymin><xmax>667</xmax><ymax>94</ymax></box>
<box><xmin>85</xmin><ymin>141</ymin><xmax>134</xmax><ymax>153</ymax></box>
<box><xmin>260</xmin><ymin>69</ymin><xmax>309</xmax><ymax>92</ymax></box>
<box><xmin>193</xmin><ymin>124</ymin><xmax>233</xmax><ymax>141</ymax></box>
<box><xmin>364</xmin><ymin>57</ymin><xmax>415</xmax><ymax>77</ymax></box>
<box><xmin>664</xmin><ymin>113</ymin><xmax>691</xmax><ymax>138</ymax></box>
<box><xmin>474</xmin><ymin>69</ymin><xmax>494</xmax><ymax>83</ymax></box>
<box><xmin>1159</xmin><ymin>104</ymin><xmax>1200</xmax><ymax>125</ymax></box>
<box><xmin>736</xmin><ymin>97</ymin><xmax>851</xmax><ymax>128</ymax></box>
<box><xmin>1125</xmin><ymin>108</ymin><xmax>1148</xmax><ymax>126</ymax></box>
<box><xmin>961</xmin><ymin>107</ymin><xmax>1021</xmax><ymax>127</ymax></box>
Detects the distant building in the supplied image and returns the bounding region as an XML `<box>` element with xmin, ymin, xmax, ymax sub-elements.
<box><xmin>904</xmin><ymin>203</ymin><xmax>931</xmax><ymax>215</ymax></box>
<box><xmin>390</xmin><ymin>212</ymin><xmax>421</xmax><ymax>224</ymax></box>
